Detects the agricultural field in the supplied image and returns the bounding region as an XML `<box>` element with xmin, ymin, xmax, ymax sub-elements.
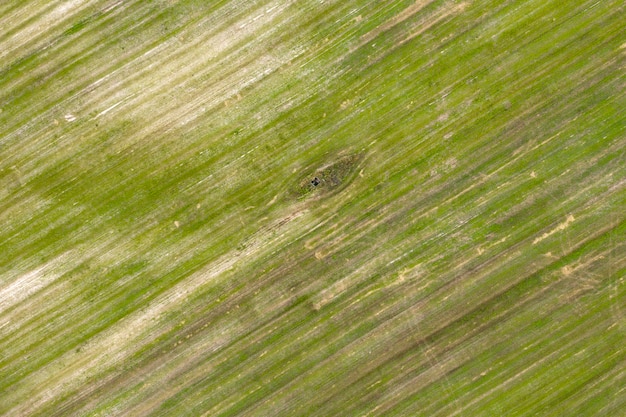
<box><xmin>0</xmin><ymin>0</ymin><xmax>624</xmax><ymax>415</ymax></box>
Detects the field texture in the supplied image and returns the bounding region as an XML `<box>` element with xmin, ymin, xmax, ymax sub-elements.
<box><xmin>1</xmin><ymin>0</ymin><xmax>625</xmax><ymax>415</ymax></box>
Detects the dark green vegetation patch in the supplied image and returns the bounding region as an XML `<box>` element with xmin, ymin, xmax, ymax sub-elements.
<box><xmin>294</xmin><ymin>152</ymin><xmax>364</xmax><ymax>199</ymax></box>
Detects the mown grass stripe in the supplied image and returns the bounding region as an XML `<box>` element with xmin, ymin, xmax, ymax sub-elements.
<box><xmin>1</xmin><ymin>0</ymin><xmax>623</xmax><ymax>415</ymax></box>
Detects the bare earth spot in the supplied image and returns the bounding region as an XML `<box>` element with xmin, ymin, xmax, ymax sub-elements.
<box><xmin>445</xmin><ymin>157</ymin><xmax>457</xmax><ymax>169</ymax></box>
<box><xmin>533</xmin><ymin>214</ymin><xmax>575</xmax><ymax>245</ymax></box>
<box><xmin>397</xmin><ymin>264</ymin><xmax>424</xmax><ymax>284</ymax></box>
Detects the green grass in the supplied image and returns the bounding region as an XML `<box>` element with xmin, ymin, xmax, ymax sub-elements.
<box><xmin>0</xmin><ymin>0</ymin><xmax>624</xmax><ymax>415</ymax></box>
